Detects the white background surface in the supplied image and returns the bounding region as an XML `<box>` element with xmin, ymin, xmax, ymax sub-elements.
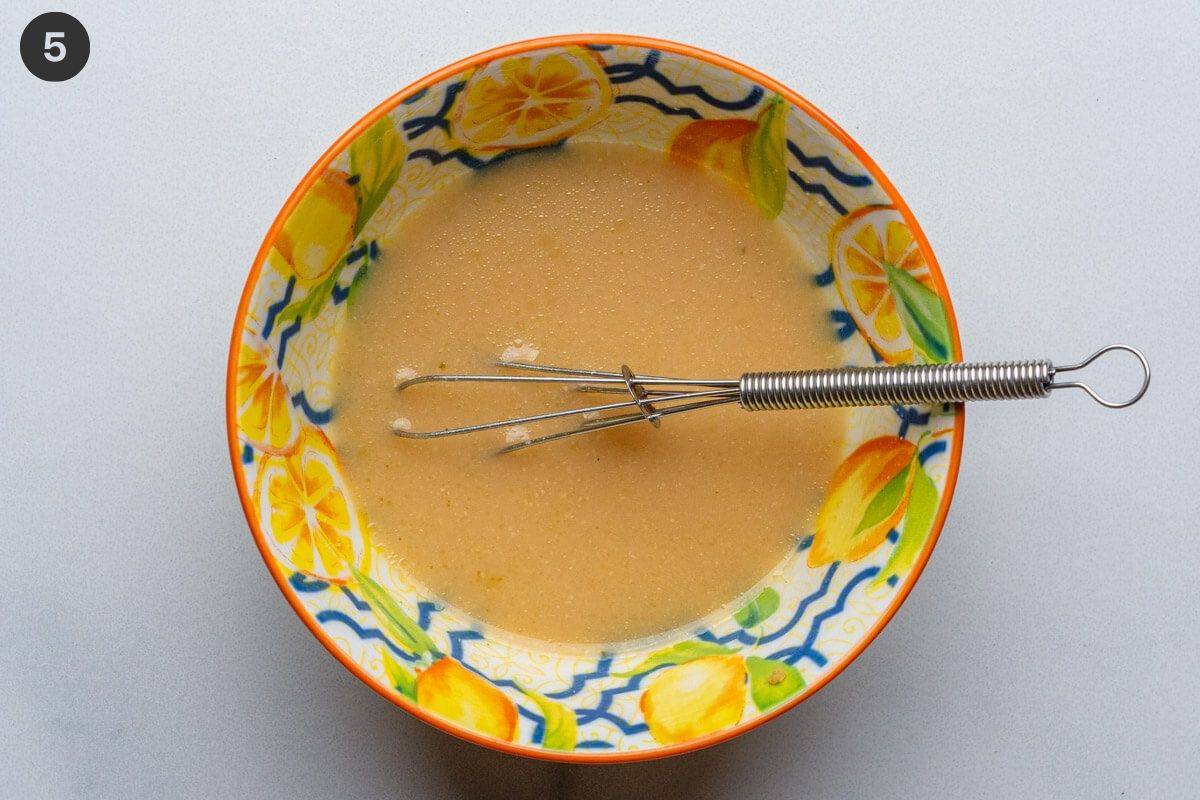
<box><xmin>2</xmin><ymin>2</ymin><xmax>1198</xmax><ymax>797</ymax></box>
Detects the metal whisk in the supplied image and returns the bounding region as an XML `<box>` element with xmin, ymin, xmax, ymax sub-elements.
<box><xmin>391</xmin><ymin>344</ymin><xmax>1150</xmax><ymax>454</ymax></box>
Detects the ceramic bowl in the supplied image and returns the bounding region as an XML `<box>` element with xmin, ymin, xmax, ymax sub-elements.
<box><xmin>227</xmin><ymin>34</ymin><xmax>963</xmax><ymax>762</ymax></box>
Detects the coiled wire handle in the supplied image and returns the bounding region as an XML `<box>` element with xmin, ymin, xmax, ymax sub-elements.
<box><xmin>741</xmin><ymin>360</ymin><xmax>1051</xmax><ymax>409</ymax></box>
<box><xmin>740</xmin><ymin>346</ymin><xmax>1150</xmax><ymax>411</ymax></box>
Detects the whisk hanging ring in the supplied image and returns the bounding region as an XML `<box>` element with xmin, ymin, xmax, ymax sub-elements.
<box><xmin>1047</xmin><ymin>344</ymin><xmax>1151</xmax><ymax>409</ymax></box>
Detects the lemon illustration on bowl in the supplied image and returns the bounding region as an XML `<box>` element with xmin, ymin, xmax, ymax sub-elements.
<box><xmin>810</xmin><ymin>435</ymin><xmax>918</xmax><ymax>567</ymax></box>
<box><xmin>667</xmin><ymin>95</ymin><xmax>789</xmax><ymax>217</ymax></box>
<box><xmin>451</xmin><ymin>48</ymin><xmax>611</xmax><ymax>151</ymax></box>
<box><xmin>253</xmin><ymin>426</ymin><xmax>370</xmax><ymax>583</ymax></box>
<box><xmin>269</xmin><ymin>168</ymin><xmax>358</xmax><ymax>284</ymax></box>
<box><xmin>830</xmin><ymin>205</ymin><xmax>950</xmax><ymax>364</ymax></box>
<box><xmin>416</xmin><ymin>657</ymin><xmax>519</xmax><ymax>742</ymax></box>
<box><xmin>639</xmin><ymin>655</ymin><xmax>747</xmax><ymax>745</ymax></box>
<box><xmin>235</xmin><ymin>327</ymin><xmax>302</xmax><ymax>456</ymax></box>
<box><xmin>668</xmin><ymin>117</ymin><xmax>756</xmax><ymax>184</ymax></box>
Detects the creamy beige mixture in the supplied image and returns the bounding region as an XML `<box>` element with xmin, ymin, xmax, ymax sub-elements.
<box><xmin>332</xmin><ymin>142</ymin><xmax>845</xmax><ymax>644</ymax></box>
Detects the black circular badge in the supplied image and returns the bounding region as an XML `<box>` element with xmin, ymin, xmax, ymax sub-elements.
<box><xmin>20</xmin><ymin>12</ymin><xmax>89</xmax><ymax>82</ymax></box>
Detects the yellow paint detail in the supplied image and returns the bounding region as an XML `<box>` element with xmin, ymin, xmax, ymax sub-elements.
<box><xmin>416</xmin><ymin>658</ymin><xmax>519</xmax><ymax>741</ymax></box>
<box><xmin>272</xmin><ymin>169</ymin><xmax>357</xmax><ymax>283</ymax></box>
<box><xmin>639</xmin><ymin>655</ymin><xmax>746</xmax><ymax>745</ymax></box>
<box><xmin>809</xmin><ymin>435</ymin><xmax>917</xmax><ymax>567</ymax></box>
<box><xmin>253</xmin><ymin>427</ymin><xmax>370</xmax><ymax>583</ymax></box>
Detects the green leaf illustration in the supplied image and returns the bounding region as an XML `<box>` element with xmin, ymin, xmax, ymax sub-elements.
<box><xmin>884</xmin><ymin>264</ymin><xmax>952</xmax><ymax>363</ymax></box>
<box><xmin>874</xmin><ymin>461</ymin><xmax>939</xmax><ymax>587</ymax></box>
<box><xmin>746</xmin><ymin>656</ymin><xmax>805</xmax><ymax>711</ymax></box>
<box><xmin>614</xmin><ymin>640</ymin><xmax>738</xmax><ymax>677</ymax></box>
<box><xmin>734</xmin><ymin>587</ymin><xmax>780</xmax><ymax>629</ymax></box>
<box><xmin>854</xmin><ymin>455</ymin><xmax>915</xmax><ymax>535</ymax></box>
<box><xmin>350</xmin><ymin>566</ymin><xmax>438</xmax><ymax>659</ymax></box>
<box><xmin>345</xmin><ymin>261</ymin><xmax>370</xmax><ymax>309</ymax></box>
<box><xmin>273</xmin><ymin>268</ymin><xmax>339</xmax><ymax>325</ymax></box>
<box><xmin>350</xmin><ymin>117</ymin><xmax>406</xmax><ymax>235</ymax></box>
<box><xmin>517</xmin><ymin>686</ymin><xmax>577</xmax><ymax>751</ymax></box>
<box><xmin>380</xmin><ymin>648</ymin><xmax>418</xmax><ymax>702</ymax></box>
<box><xmin>742</xmin><ymin>94</ymin><xmax>788</xmax><ymax>218</ymax></box>
<box><xmin>274</xmin><ymin>239</ymin><xmax>377</xmax><ymax>323</ymax></box>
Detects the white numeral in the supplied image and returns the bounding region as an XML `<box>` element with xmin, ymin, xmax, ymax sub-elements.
<box><xmin>44</xmin><ymin>32</ymin><xmax>66</xmax><ymax>62</ymax></box>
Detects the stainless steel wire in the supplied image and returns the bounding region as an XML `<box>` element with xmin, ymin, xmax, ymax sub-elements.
<box><xmin>738</xmin><ymin>360</ymin><xmax>1052</xmax><ymax>410</ymax></box>
<box><xmin>390</xmin><ymin>345</ymin><xmax>1149</xmax><ymax>453</ymax></box>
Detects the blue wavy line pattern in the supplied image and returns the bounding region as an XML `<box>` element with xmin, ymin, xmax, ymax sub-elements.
<box><xmin>920</xmin><ymin>440</ymin><xmax>948</xmax><ymax>464</ymax></box>
<box><xmin>605</xmin><ymin>51</ymin><xmax>764</xmax><ymax>111</ymax></box>
<box><xmin>407</xmin><ymin>148</ymin><xmax>491</xmax><ymax>169</ymax></box>
<box><xmin>698</xmin><ymin>564</ymin><xmax>838</xmax><ymax>647</ymax></box>
<box><xmin>262</xmin><ymin>277</ymin><xmax>295</xmax><ymax>340</ymax></box>
<box><xmin>767</xmin><ymin>566</ymin><xmax>880</xmax><ymax>667</ymax></box>
<box><xmin>344</xmin><ymin>242</ymin><xmax>370</xmax><ymax>265</ymax></box>
<box><xmin>330</xmin><ymin>281</ymin><xmax>351</xmax><ymax>305</ymax></box>
<box><xmin>786</xmin><ymin>141</ymin><xmax>871</xmax><ymax>187</ymax></box>
<box><xmin>339</xmin><ymin>586</ymin><xmax>370</xmax><ymax>612</ymax></box>
<box><xmin>789</xmin><ymin>169</ymin><xmax>848</xmax><ymax>215</ymax></box>
<box><xmin>516</xmin><ymin>706</ymin><xmax>545</xmax><ymax>743</ymax></box>
<box><xmin>447</xmin><ymin>628</ymin><xmax>485</xmax><ymax>659</ymax></box>
<box><xmin>830</xmin><ymin>309</ymin><xmax>856</xmax><ymax>340</ymax></box>
<box><xmin>331</xmin><ymin>242</ymin><xmax>375</xmax><ymax>305</ymax></box>
<box><xmin>545</xmin><ymin>656</ymin><xmax>614</xmax><ymax>700</ymax></box>
<box><xmin>291</xmin><ymin>391</ymin><xmax>332</xmax><ymax>425</ymax></box>
<box><xmin>315</xmin><ymin>610</ymin><xmax>421</xmax><ymax>662</ymax></box>
<box><xmin>893</xmin><ymin>404</ymin><xmax>930</xmax><ymax>439</ymax></box>
<box><xmin>574</xmin><ymin>669</ymin><xmax>660</xmax><ymax>730</ymax></box>
<box><xmin>401</xmin><ymin>88</ymin><xmax>427</xmax><ymax>105</ymax></box>
<box><xmin>417</xmin><ymin>601</ymin><xmax>439</xmax><ymax>631</ymax></box>
<box><xmin>402</xmin><ymin>81</ymin><xmax>465</xmax><ymax>139</ymax></box>
<box><xmin>289</xmin><ymin>573</ymin><xmax>329</xmax><ymax>593</ymax></box>
<box><xmin>613</xmin><ymin>94</ymin><xmax>701</xmax><ymax>119</ymax></box>
<box><xmin>579</xmin><ymin>711</ymin><xmax>649</xmax><ymax>736</ymax></box>
<box><xmin>275</xmin><ymin>317</ymin><xmax>300</xmax><ymax>369</ymax></box>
